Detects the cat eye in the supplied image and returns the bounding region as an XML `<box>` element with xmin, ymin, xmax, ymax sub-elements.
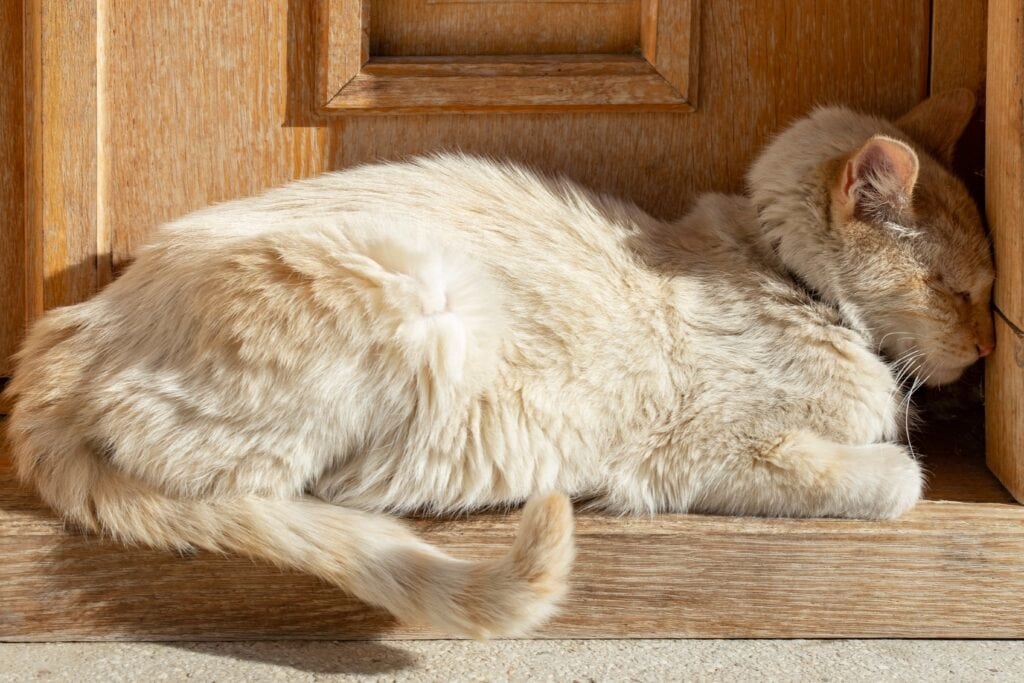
<box><xmin>927</xmin><ymin>275</ymin><xmax>971</xmax><ymax>304</ymax></box>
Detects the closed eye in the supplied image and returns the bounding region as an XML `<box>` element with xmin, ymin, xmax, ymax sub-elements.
<box><xmin>924</xmin><ymin>275</ymin><xmax>972</xmax><ymax>303</ymax></box>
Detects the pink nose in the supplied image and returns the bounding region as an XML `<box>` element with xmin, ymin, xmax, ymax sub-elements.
<box><xmin>977</xmin><ymin>343</ymin><xmax>994</xmax><ymax>358</ymax></box>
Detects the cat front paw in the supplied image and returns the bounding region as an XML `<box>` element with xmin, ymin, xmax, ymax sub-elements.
<box><xmin>844</xmin><ymin>442</ymin><xmax>923</xmax><ymax>520</ymax></box>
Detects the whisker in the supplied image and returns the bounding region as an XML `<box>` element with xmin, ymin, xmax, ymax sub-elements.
<box><xmin>876</xmin><ymin>331</ymin><xmax>916</xmax><ymax>353</ymax></box>
<box><xmin>890</xmin><ymin>350</ymin><xmax>925</xmax><ymax>388</ymax></box>
<box><xmin>900</xmin><ymin>373</ymin><xmax>929</xmax><ymax>459</ymax></box>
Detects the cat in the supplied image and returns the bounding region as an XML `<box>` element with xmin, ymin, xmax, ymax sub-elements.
<box><xmin>5</xmin><ymin>91</ymin><xmax>992</xmax><ymax>638</ymax></box>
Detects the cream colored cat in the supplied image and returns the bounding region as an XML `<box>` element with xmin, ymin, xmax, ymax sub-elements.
<box><xmin>6</xmin><ymin>92</ymin><xmax>993</xmax><ymax>637</ymax></box>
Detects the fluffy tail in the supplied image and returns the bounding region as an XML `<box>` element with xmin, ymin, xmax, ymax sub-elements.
<box><xmin>8</xmin><ymin>433</ymin><xmax>574</xmax><ymax>638</ymax></box>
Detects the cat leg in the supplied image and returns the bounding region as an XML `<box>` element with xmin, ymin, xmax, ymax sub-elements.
<box><xmin>688</xmin><ymin>430</ymin><xmax>923</xmax><ymax>519</ymax></box>
<box><xmin>605</xmin><ymin>429</ymin><xmax>922</xmax><ymax>520</ymax></box>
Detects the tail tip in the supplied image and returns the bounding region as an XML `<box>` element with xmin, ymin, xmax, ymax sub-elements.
<box><xmin>521</xmin><ymin>491</ymin><xmax>573</xmax><ymax>534</ymax></box>
<box><xmin>510</xmin><ymin>490</ymin><xmax>575</xmax><ymax>596</ymax></box>
<box><xmin>422</xmin><ymin>492</ymin><xmax>577</xmax><ymax>640</ymax></box>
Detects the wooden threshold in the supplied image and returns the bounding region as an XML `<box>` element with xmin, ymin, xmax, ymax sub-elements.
<box><xmin>2</xmin><ymin>407</ymin><xmax>1023</xmax><ymax>641</ymax></box>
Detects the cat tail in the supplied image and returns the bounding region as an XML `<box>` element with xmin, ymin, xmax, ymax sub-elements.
<box><xmin>8</xmin><ymin>434</ymin><xmax>575</xmax><ymax>638</ymax></box>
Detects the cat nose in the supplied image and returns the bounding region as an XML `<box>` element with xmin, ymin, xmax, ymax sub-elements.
<box><xmin>977</xmin><ymin>342</ymin><xmax>994</xmax><ymax>358</ymax></box>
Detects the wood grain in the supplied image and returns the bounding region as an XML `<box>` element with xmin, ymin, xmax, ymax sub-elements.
<box><xmin>372</xmin><ymin>0</ymin><xmax>641</xmax><ymax>56</ymax></box>
<box><xmin>931</xmin><ymin>0</ymin><xmax>988</xmax><ymax>94</ymax></box>
<box><xmin>24</xmin><ymin>0</ymin><xmax>99</xmax><ymax>313</ymax></box>
<box><xmin>427</xmin><ymin>0</ymin><xmax>634</xmax><ymax>3</ymax></box>
<box><xmin>10</xmin><ymin>0</ymin><xmax>935</xmax><ymax>298</ymax></box>
<box><xmin>325</xmin><ymin>55</ymin><xmax>692</xmax><ymax>113</ymax></box>
<box><xmin>4</xmin><ymin>0</ymin><xmax>1017</xmax><ymax>642</ymax></box>
<box><xmin>1</xmin><ymin>411</ymin><xmax>1021</xmax><ymax>641</ymax></box>
<box><xmin>104</xmin><ymin>0</ymin><xmax>335</xmax><ymax>271</ymax></box>
<box><xmin>640</xmin><ymin>0</ymin><xmax>658</xmax><ymax>63</ymax></box>
<box><xmin>929</xmin><ymin>0</ymin><xmax>987</xmax><ymax>206</ymax></box>
<box><xmin>326</xmin><ymin>0</ymin><xmax>695</xmax><ymax>112</ymax></box>
<box><xmin>339</xmin><ymin>0</ymin><xmax>930</xmax><ymax>219</ymax></box>
<box><xmin>0</xmin><ymin>0</ymin><xmax>26</xmax><ymax>378</ymax></box>
<box><xmin>986</xmin><ymin>0</ymin><xmax>1024</xmax><ymax>323</ymax></box>
<box><xmin>987</xmin><ymin>314</ymin><xmax>1024</xmax><ymax>504</ymax></box>
<box><xmin>984</xmin><ymin>0</ymin><xmax>1024</xmax><ymax>503</ymax></box>
<box><xmin>319</xmin><ymin>0</ymin><xmax>366</xmax><ymax>105</ymax></box>
<box><xmin>646</xmin><ymin>0</ymin><xmax>700</xmax><ymax>102</ymax></box>
<box><xmin>0</xmin><ymin>1</ymin><xmax>936</xmax><ymax>381</ymax></box>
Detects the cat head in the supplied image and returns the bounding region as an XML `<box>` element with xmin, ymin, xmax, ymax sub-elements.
<box><xmin>747</xmin><ymin>91</ymin><xmax>994</xmax><ymax>387</ymax></box>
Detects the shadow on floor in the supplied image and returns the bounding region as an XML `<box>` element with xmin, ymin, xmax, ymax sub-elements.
<box><xmin>168</xmin><ymin>640</ymin><xmax>419</xmax><ymax>675</ymax></box>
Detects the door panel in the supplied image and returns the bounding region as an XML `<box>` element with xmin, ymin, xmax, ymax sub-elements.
<box><xmin>3</xmin><ymin>0</ymin><xmax>99</xmax><ymax>383</ymax></box>
<box><xmin>104</xmin><ymin>0</ymin><xmax>931</xmax><ymax>267</ymax></box>
<box><xmin>985</xmin><ymin>0</ymin><xmax>1024</xmax><ymax>503</ymax></box>
<box><xmin>336</xmin><ymin>0</ymin><xmax>929</xmax><ymax>218</ymax></box>
<box><xmin>5</xmin><ymin>0</ymin><xmax>934</xmax><ymax>375</ymax></box>
<box><xmin>1</xmin><ymin>0</ymin><xmax>26</xmax><ymax>379</ymax></box>
<box><xmin>372</xmin><ymin>0</ymin><xmax>642</xmax><ymax>56</ymax></box>
<box><xmin>103</xmin><ymin>1</ymin><xmax>334</xmax><ymax>277</ymax></box>
<box><xmin>324</xmin><ymin>0</ymin><xmax>698</xmax><ymax>112</ymax></box>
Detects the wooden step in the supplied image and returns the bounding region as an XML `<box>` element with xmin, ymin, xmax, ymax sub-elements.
<box><xmin>2</xmin><ymin>411</ymin><xmax>1022</xmax><ymax>641</ymax></box>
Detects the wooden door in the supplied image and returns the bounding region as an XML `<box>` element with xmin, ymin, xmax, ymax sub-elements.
<box><xmin>2</xmin><ymin>0</ymin><xmax>945</xmax><ymax>384</ymax></box>
<box><xmin>986</xmin><ymin>0</ymin><xmax>1024</xmax><ymax>503</ymax></box>
<box><xmin>9</xmin><ymin>1</ymin><xmax>1024</xmax><ymax>643</ymax></box>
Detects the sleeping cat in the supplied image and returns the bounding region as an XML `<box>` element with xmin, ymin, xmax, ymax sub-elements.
<box><xmin>6</xmin><ymin>91</ymin><xmax>992</xmax><ymax>637</ymax></box>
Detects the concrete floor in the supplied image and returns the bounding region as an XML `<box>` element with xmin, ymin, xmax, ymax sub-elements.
<box><xmin>1</xmin><ymin>640</ymin><xmax>1022</xmax><ymax>682</ymax></box>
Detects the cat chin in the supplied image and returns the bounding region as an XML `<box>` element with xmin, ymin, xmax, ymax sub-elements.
<box><xmin>920</xmin><ymin>363</ymin><xmax>970</xmax><ymax>388</ymax></box>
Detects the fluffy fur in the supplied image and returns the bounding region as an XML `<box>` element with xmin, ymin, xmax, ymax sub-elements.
<box><xmin>748</xmin><ymin>90</ymin><xmax>994</xmax><ymax>386</ymax></box>
<box><xmin>6</xmin><ymin>93</ymin><xmax>993</xmax><ymax>636</ymax></box>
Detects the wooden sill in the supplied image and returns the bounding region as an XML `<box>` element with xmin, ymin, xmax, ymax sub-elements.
<box><xmin>2</xmin><ymin>407</ymin><xmax>1022</xmax><ymax>641</ymax></box>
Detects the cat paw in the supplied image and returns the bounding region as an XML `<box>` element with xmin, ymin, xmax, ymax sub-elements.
<box><xmin>842</xmin><ymin>442</ymin><xmax>923</xmax><ymax>520</ymax></box>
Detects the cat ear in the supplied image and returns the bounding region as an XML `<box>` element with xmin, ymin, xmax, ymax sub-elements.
<box><xmin>895</xmin><ymin>89</ymin><xmax>976</xmax><ymax>165</ymax></box>
<box><xmin>838</xmin><ymin>135</ymin><xmax>919</xmax><ymax>222</ymax></box>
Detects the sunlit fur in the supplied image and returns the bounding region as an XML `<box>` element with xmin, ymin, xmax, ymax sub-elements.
<box><xmin>6</xmin><ymin>94</ymin><xmax>989</xmax><ymax>636</ymax></box>
<box><xmin>748</xmin><ymin>90</ymin><xmax>994</xmax><ymax>387</ymax></box>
